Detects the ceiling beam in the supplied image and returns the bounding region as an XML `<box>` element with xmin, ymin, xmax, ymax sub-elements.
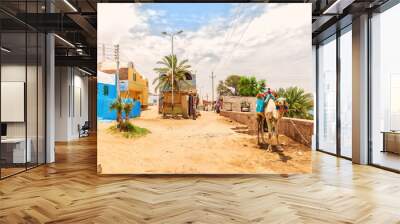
<box><xmin>14</xmin><ymin>13</ymin><xmax>82</xmax><ymax>32</ymax></box>
<box><xmin>67</xmin><ymin>13</ymin><xmax>97</xmax><ymax>40</ymax></box>
<box><xmin>55</xmin><ymin>55</ymin><xmax>96</xmax><ymax>70</ymax></box>
<box><xmin>323</xmin><ymin>0</ymin><xmax>356</xmax><ymax>14</ymax></box>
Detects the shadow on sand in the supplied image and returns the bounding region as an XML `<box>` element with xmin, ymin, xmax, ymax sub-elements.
<box><xmin>161</xmin><ymin>115</ymin><xmax>186</xmax><ymax>120</ymax></box>
<box><xmin>231</xmin><ymin>126</ymin><xmax>250</xmax><ymax>134</ymax></box>
<box><xmin>258</xmin><ymin>143</ymin><xmax>292</xmax><ymax>162</ymax></box>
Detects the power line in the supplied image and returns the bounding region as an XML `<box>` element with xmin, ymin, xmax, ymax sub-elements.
<box><xmin>119</xmin><ymin>51</ymin><xmax>130</xmax><ymax>61</ymax></box>
<box><xmin>191</xmin><ymin>7</ymin><xmax>243</xmax><ymax>72</ymax></box>
<box><xmin>98</xmin><ymin>42</ymin><xmax>115</xmax><ymax>47</ymax></box>
<box><xmin>209</xmin><ymin>4</ymin><xmax>246</xmax><ymax>73</ymax></box>
<box><xmin>103</xmin><ymin>56</ymin><xmax>115</xmax><ymax>60</ymax></box>
<box><xmin>219</xmin><ymin>12</ymin><xmax>256</xmax><ymax>70</ymax></box>
<box><xmin>210</xmin><ymin>4</ymin><xmax>250</xmax><ymax>73</ymax></box>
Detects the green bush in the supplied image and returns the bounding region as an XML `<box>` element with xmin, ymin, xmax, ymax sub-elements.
<box><xmin>108</xmin><ymin>121</ymin><xmax>150</xmax><ymax>139</ymax></box>
<box><xmin>238</xmin><ymin>76</ymin><xmax>266</xmax><ymax>97</ymax></box>
<box><xmin>276</xmin><ymin>87</ymin><xmax>314</xmax><ymax>120</ymax></box>
<box><xmin>123</xmin><ymin>122</ymin><xmax>150</xmax><ymax>138</ymax></box>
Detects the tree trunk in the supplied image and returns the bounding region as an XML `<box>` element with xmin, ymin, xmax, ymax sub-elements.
<box><xmin>125</xmin><ymin>113</ymin><xmax>129</xmax><ymax>123</ymax></box>
<box><xmin>117</xmin><ymin>112</ymin><xmax>123</xmax><ymax>131</ymax></box>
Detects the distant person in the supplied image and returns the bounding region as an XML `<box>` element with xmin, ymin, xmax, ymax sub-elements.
<box><xmin>195</xmin><ymin>94</ymin><xmax>199</xmax><ymax>109</ymax></box>
<box><xmin>215</xmin><ymin>98</ymin><xmax>222</xmax><ymax>113</ymax></box>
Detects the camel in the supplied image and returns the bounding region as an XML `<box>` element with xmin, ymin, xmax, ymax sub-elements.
<box><xmin>257</xmin><ymin>97</ymin><xmax>288</xmax><ymax>151</ymax></box>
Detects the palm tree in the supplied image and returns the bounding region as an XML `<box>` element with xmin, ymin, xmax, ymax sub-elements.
<box><xmin>110</xmin><ymin>96</ymin><xmax>124</xmax><ymax>129</ymax></box>
<box><xmin>276</xmin><ymin>87</ymin><xmax>314</xmax><ymax>120</ymax></box>
<box><xmin>123</xmin><ymin>101</ymin><xmax>134</xmax><ymax>123</ymax></box>
<box><xmin>153</xmin><ymin>54</ymin><xmax>192</xmax><ymax>92</ymax></box>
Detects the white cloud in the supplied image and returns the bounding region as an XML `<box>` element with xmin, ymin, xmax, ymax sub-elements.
<box><xmin>98</xmin><ymin>3</ymin><xmax>313</xmax><ymax>98</ymax></box>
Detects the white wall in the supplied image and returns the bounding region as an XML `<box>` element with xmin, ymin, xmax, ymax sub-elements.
<box><xmin>54</xmin><ymin>67</ymin><xmax>89</xmax><ymax>141</ymax></box>
<box><xmin>1</xmin><ymin>63</ymin><xmax>46</xmax><ymax>164</ymax></box>
<box><xmin>71</xmin><ymin>72</ymin><xmax>89</xmax><ymax>138</ymax></box>
<box><xmin>1</xmin><ymin>65</ymin><xmax>26</xmax><ymax>139</ymax></box>
<box><xmin>55</xmin><ymin>66</ymin><xmax>69</xmax><ymax>141</ymax></box>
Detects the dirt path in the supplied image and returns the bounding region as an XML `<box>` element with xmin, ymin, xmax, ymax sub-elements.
<box><xmin>97</xmin><ymin>106</ymin><xmax>311</xmax><ymax>174</ymax></box>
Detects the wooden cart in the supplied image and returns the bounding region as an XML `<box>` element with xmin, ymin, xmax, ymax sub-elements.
<box><xmin>161</xmin><ymin>90</ymin><xmax>198</xmax><ymax>119</ymax></box>
<box><xmin>161</xmin><ymin>91</ymin><xmax>188</xmax><ymax>118</ymax></box>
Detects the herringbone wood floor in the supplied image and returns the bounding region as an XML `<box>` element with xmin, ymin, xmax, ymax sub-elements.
<box><xmin>0</xmin><ymin>136</ymin><xmax>400</xmax><ymax>224</ymax></box>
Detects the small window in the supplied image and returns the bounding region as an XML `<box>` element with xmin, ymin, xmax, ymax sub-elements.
<box><xmin>103</xmin><ymin>86</ymin><xmax>109</xmax><ymax>96</ymax></box>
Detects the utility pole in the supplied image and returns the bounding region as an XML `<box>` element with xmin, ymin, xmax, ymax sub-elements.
<box><xmin>171</xmin><ymin>35</ymin><xmax>174</xmax><ymax>113</ymax></box>
<box><xmin>114</xmin><ymin>44</ymin><xmax>120</xmax><ymax>96</ymax></box>
<box><xmin>206</xmin><ymin>93</ymin><xmax>209</xmax><ymax>111</ymax></box>
<box><xmin>162</xmin><ymin>30</ymin><xmax>183</xmax><ymax>115</ymax></box>
<box><xmin>210</xmin><ymin>71</ymin><xmax>216</xmax><ymax>111</ymax></box>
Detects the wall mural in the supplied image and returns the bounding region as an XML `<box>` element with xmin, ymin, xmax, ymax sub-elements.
<box><xmin>97</xmin><ymin>3</ymin><xmax>313</xmax><ymax>174</ymax></box>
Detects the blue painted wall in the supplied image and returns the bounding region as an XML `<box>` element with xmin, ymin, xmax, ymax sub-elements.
<box><xmin>97</xmin><ymin>82</ymin><xmax>141</xmax><ymax>120</ymax></box>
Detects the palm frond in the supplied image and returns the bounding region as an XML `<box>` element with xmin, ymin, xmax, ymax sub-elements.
<box><xmin>152</xmin><ymin>54</ymin><xmax>192</xmax><ymax>92</ymax></box>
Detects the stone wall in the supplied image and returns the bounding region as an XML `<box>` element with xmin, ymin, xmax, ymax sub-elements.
<box><xmin>278</xmin><ymin>118</ymin><xmax>314</xmax><ymax>147</ymax></box>
<box><xmin>219</xmin><ymin>111</ymin><xmax>314</xmax><ymax>147</ymax></box>
<box><xmin>221</xmin><ymin>96</ymin><xmax>257</xmax><ymax>112</ymax></box>
<box><xmin>220</xmin><ymin>111</ymin><xmax>258</xmax><ymax>134</ymax></box>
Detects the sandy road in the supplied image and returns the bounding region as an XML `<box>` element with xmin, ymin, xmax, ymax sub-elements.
<box><xmin>97</xmin><ymin>106</ymin><xmax>311</xmax><ymax>174</ymax></box>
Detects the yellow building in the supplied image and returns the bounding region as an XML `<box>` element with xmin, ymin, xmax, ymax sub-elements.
<box><xmin>126</xmin><ymin>62</ymin><xmax>149</xmax><ymax>109</ymax></box>
<box><xmin>100</xmin><ymin>61</ymin><xmax>149</xmax><ymax>109</ymax></box>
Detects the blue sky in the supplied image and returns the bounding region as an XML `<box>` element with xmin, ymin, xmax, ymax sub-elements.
<box><xmin>140</xmin><ymin>3</ymin><xmax>234</xmax><ymax>34</ymax></box>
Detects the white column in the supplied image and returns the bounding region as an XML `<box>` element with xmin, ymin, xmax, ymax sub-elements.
<box><xmin>352</xmin><ymin>14</ymin><xmax>369</xmax><ymax>164</ymax></box>
<box><xmin>46</xmin><ymin>32</ymin><xmax>55</xmax><ymax>163</ymax></box>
